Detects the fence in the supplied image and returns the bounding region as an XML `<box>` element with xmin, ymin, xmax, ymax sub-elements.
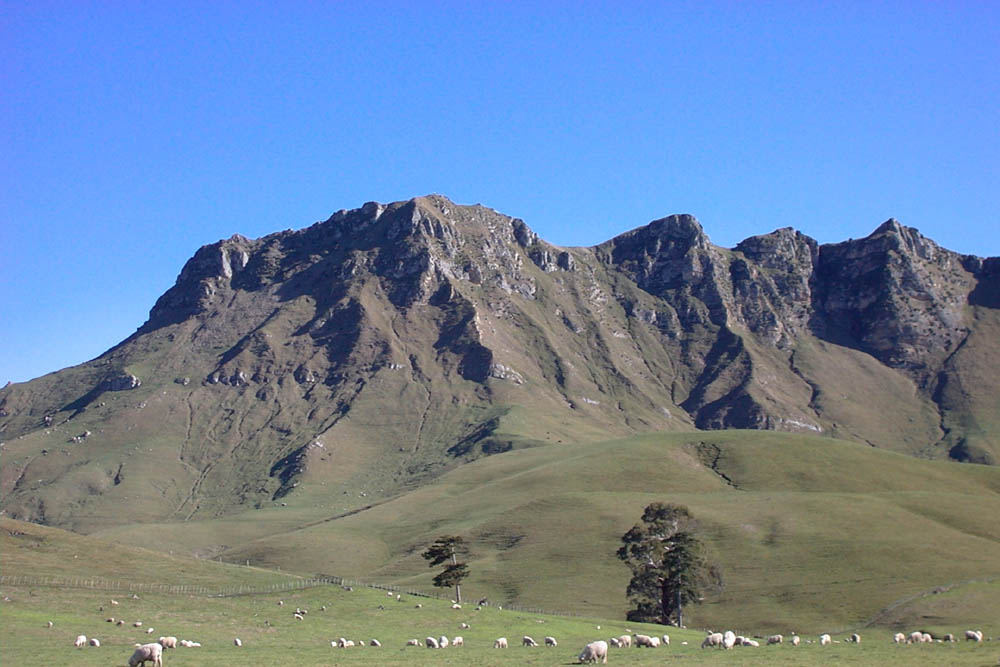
<box><xmin>0</xmin><ymin>573</ymin><xmax>577</xmax><ymax>617</ymax></box>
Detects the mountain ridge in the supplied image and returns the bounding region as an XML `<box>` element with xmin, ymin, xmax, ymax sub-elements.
<box><xmin>1</xmin><ymin>195</ymin><xmax>998</xmax><ymax>533</ymax></box>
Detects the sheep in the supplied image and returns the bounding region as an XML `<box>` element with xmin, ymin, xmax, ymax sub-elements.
<box><xmin>744</xmin><ymin>639</ymin><xmax>760</xmax><ymax>647</ymax></box>
<box><xmin>819</xmin><ymin>634</ymin><xmax>832</xmax><ymax>646</ymax></box>
<box><xmin>617</xmin><ymin>634</ymin><xmax>632</xmax><ymax>647</ymax></box>
<box><xmin>452</xmin><ymin>603</ymin><xmax>462</xmax><ymax>609</ymax></box>
<box><xmin>45</xmin><ymin>621</ymin><xmax>53</xmax><ymax>628</ymax></box>
<box><xmin>128</xmin><ymin>642</ymin><xmax>163</xmax><ymax>667</ymax></box>
<box><xmin>89</xmin><ymin>638</ymin><xmax>101</xmax><ymax>647</ymax></box>
<box><xmin>133</xmin><ymin>621</ymin><xmax>143</xmax><ymax>627</ymax></box>
<box><xmin>439</xmin><ymin>635</ymin><xmax>449</xmax><ymax>648</ymax></box>
<box><xmin>234</xmin><ymin>637</ymin><xmax>242</xmax><ymax>647</ymax></box>
<box><xmin>146</xmin><ymin>628</ymin><xmax>155</xmax><ymax>634</ymax></box>
<box><xmin>180</xmin><ymin>640</ymin><xmax>193</xmax><ymax>648</ymax></box>
<box><xmin>111</xmin><ymin>599</ymin><xmax>119</xmax><ymax>606</ymax></box>
<box><xmin>452</xmin><ymin>636</ymin><xmax>463</xmax><ymax>646</ymax></box>
<box><xmin>893</xmin><ymin>632</ymin><xmax>906</xmax><ymax>643</ymax></box>
<box><xmin>634</xmin><ymin>633</ymin><xmax>656</xmax><ymax>647</ymax></box>
<box><xmin>545</xmin><ymin>636</ymin><xmax>557</xmax><ymax>647</ymax></box>
<box><xmin>158</xmin><ymin>636</ymin><xmax>177</xmax><ymax>649</ymax></box>
<box><xmin>701</xmin><ymin>632</ymin><xmax>724</xmax><ymax>648</ymax></box>
<box><xmin>722</xmin><ymin>631</ymin><xmax>736</xmax><ymax>649</ymax></box>
<box><xmin>459</xmin><ymin>622</ymin><xmax>470</xmax><ymax>629</ymax></box>
<box><xmin>494</xmin><ymin>637</ymin><xmax>508</xmax><ymax>648</ymax></box>
<box><xmin>370</xmin><ymin>639</ymin><xmax>381</xmax><ymax>647</ymax></box>
<box><xmin>942</xmin><ymin>633</ymin><xmax>955</xmax><ymax>642</ymax></box>
<box><xmin>72</xmin><ymin>634</ymin><xmax>87</xmax><ymax>648</ymax></box>
<box><xmin>578</xmin><ymin>640</ymin><xmax>608</xmax><ymax>664</ymax></box>
<box><xmin>965</xmin><ymin>629</ymin><xmax>983</xmax><ymax>642</ymax></box>
<box><xmin>425</xmin><ymin>636</ymin><xmax>440</xmax><ymax>648</ymax></box>
<box><xmin>414</xmin><ymin>603</ymin><xmax>422</xmax><ymax>608</ymax></box>
<box><xmin>662</xmin><ymin>634</ymin><xmax>670</xmax><ymax>645</ymax></box>
<box><xmin>650</xmin><ymin>635</ymin><xmax>662</xmax><ymax>647</ymax></box>
<box><xmin>908</xmin><ymin>631</ymin><xmax>924</xmax><ymax>643</ymax></box>
<box><xmin>850</xmin><ymin>633</ymin><xmax>861</xmax><ymax>644</ymax></box>
<box><xmin>406</xmin><ymin>639</ymin><xmax>420</xmax><ymax>646</ymax></box>
<box><xmin>921</xmin><ymin>632</ymin><xmax>933</xmax><ymax>643</ymax></box>
<box><xmin>106</xmin><ymin>618</ymin><xmax>115</xmax><ymax>623</ymax></box>
<box><xmin>523</xmin><ymin>635</ymin><xmax>539</xmax><ymax>647</ymax></box>
<box><xmin>767</xmin><ymin>634</ymin><xmax>783</xmax><ymax>645</ymax></box>
<box><xmin>791</xmin><ymin>634</ymin><xmax>801</xmax><ymax>646</ymax></box>
<box><xmin>609</xmin><ymin>637</ymin><xmax>620</xmax><ymax>647</ymax></box>
<box><xmin>293</xmin><ymin>613</ymin><xmax>304</xmax><ymax>620</ymax></box>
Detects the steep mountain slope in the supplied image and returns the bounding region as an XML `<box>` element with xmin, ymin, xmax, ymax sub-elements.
<box><xmin>1</xmin><ymin>195</ymin><xmax>997</xmax><ymax>536</ymax></box>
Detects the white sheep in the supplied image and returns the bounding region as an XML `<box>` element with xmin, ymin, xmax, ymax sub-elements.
<box><xmin>767</xmin><ymin>634</ymin><xmax>783</xmax><ymax>645</ymax></box>
<box><xmin>128</xmin><ymin>642</ymin><xmax>163</xmax><ymax>667</ymax></box>
<box><xmin>523</xmin><ymin>635</ymin><xmax>538</xmax><ymax>647</ymax></box>
<box><xmin>89</xmin><ymin>638</ymin><xmax>101</xmax><ymax>647</ymax></box>
<box><xmin>545</xmin><ymin>636</ymin><xmax>557</xmax><ymax>647</ymax></box>
<box><xmin>965</xmin><ymin>629</ymin><xmax>983</xmax><ymax>642</ymax></box>
<box><xmin>452</xmin><ymin>636</ymin><xmax>463</xmax><ymax>646</ymax></box>
<box><xmin>908</xmin><ymin>631</ymin><xmax>924</xmax><ymax>643</ymax></box>
<box><xmin>406</xmin><ymin>639</ymin><xmax>420</xmax><ymax>646</ymax></box>
<box><xmin>46</xmin><ymin>621</ymin><xmax>53</xmax><ymax>628</ymax></box>
<box><xmin>74</xmin><ymin>635</ymin><xmax>87</xmax><ymax>648</ymax></box>
<box><xmin>578</xmin><ymin>640</ymin><xmax>608</xmax><ymax>664</ymax></box>
<box><xmin>609</xmin><ymin>637</ymin><xmax>620</xmax><ymax>647</ymax></box>
<box><xmin>133</xmin><ymin>621</ymin><xmax>143</xmax><ymax>627</ymax></box>
<box><xmin>494</xmin><ymin>637</ymin><xmax>508</xmax><ymax>648</ymax></box>
<box><xmin>921</xmin><ymin>632</ymin><xmax>933</xmax><ymax>643</ymax></box>
<box><xmin>157</xmin><ymin>636</ymin><xmax>177</xmax><ymax>649</ymax></box>
<box><xmin>459</xmin><ymin>622</ymin><xmax>470</xmax><ymax>629</ymax></box>
<box><xmin>850</xmin><ymin>633</ymin><xmax>861</xmax><ymax>643</ymax></box>
<box><xmin>425</xmin><ymin>636</ymin><xmax>440</xmax><ymax>648</ymax></box>
<box><xmin>819</xmin><ymin>634</ymin><xmax>832</xmax><ymax>646</ymax></box>
<box><xmin>943</xmin><ymin>633</ymin><xmax>955</xmax><ymax>642</ymax></box>
<box><xmin>662</xmin><ymin>634</ymin><xmax>670</xmax><ymax>645</ymax></box>
<box><xmin>370</xmin><ymin>639</ymin><xmax>381</xmax><ymax>647</ymax></box>
<box><xmin>790</xmin><ymin>634</ymin><xmax>801</xmax><ymax>646</ymax></box>
<box><xmin>452</xmin><ymin>603</ymin><xmax>462</xmax><ymax>609</ymax></box>
<box><xmin>744</xmin><ymin>639</ymin><xmax>760</xmax><ymax>647</ymax></box>
<box><xmin>723</xmin><ymin>631</ymin><xmax>736</xmax><ymax>649</ymax></box>
<box><xmin>293</xmin><ymin>613</ymin><xmax>304</xmax><ymax>620</ymax></box>
<box><xmin>650</xmin><ymin>635</ymin><xmax>662</xmax><ymax>647</ymax></box>
<box><xmin>893</xmin><ymin>632</ymin><xmax>906</xmax><ymax>643</ymax></box>
<box><xmin>439</xmin><ymin>635</ymin><xmax>449</xmax><ymax>648</ymax></box>
<box><xmin>635</xmin><ymin>633</ymin><xmax>656</xmax><ymax>647</ymax></box>
<box><xmin>180</xmin><ymin>640</ymin><xmax>193</xmax><ymax>648</ymax></box>
<box><xmin>616</xmin><ymin>634</ymin><xmax>632</xmax><ymax>647</ymax></box>
<box><xmin>234</xmin><ymin>637</ymin><xmax>242</xmax><ymax>647</ymax></box>
<box><xmin>701</xmin><ymin>632</ymin><xmax>724</xmax><ymax>648</ymax></box>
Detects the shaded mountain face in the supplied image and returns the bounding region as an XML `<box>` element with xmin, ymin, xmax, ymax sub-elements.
<box><xmin>1</xmin><ymin>195</ymin><xmax>997</xmax><ymax>529</ymax></box>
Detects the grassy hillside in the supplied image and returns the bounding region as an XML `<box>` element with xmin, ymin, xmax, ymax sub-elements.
<box><xmin>1</xmin><ymin>521</ymin><xmax>995</xmax><ymax>666</ymax></box>
<box><xmin>86</xmin><ymin>430</ymin><xmax>1000</xmax><ymax>634</ymax></box>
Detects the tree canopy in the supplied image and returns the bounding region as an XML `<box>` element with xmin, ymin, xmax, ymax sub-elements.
<box><xmin>422</xmin><ymin>535</ymin><xmax>470</xmax><ymax>603</ymax></box>
<box><xmin>617</xmin><ymin>502</ymin><xmax>720</xmax><ymax>626</ymax></box>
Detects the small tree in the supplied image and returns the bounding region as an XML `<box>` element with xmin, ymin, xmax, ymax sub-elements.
<box><xmin>422</xmin><ymin>535</ymin><xmax>470</xmax><ymax>603</ymax></box>
<box><xmin>617</xmin><ymin>502</ymin><xmax>719</xmax><ymax>626</ymax></box>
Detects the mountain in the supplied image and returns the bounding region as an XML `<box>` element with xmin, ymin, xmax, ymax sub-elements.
<box><xmin>2</xmin><ymin>197</ymin><xmax>998</xmax><ymax>530</ymax></box>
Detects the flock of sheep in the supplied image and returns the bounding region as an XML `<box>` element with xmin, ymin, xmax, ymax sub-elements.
<box><xmin>56</xmin><ymin>591</ymin><xmax>990</xmax><ymax>664</ymax></box>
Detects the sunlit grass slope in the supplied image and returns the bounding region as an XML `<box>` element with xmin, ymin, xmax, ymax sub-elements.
<box><xmin>90</xmin><ymin>430</ymin><xmax>1000</xmax><ymax>634</ymax></box>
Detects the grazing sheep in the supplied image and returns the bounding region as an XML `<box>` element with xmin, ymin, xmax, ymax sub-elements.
<box><xmin>117</xmin><ymin>620</ymin><xmax>126</xmax><ymax>626</ymax></box>
<box><xmin>545</xmin><ymin>636</ymin><xmax>557</xmax><ymax>647</ymax></box>
<box><xmin>723</xmin><ymin>631</ymin><xmax>736</xmax><ymax>649</ymax></box>
<box><xmin>494</xmin><ymin>637</ymin><xmax>508</xmax><ymax>648</ymax></box>
<box><xmin>146</xmin><ymin>628</ymin><xmax>155</xmax><ymax>634</ymax></box>
<box><xmin>635</xmin><ymin>633</ymin><xmax>656</xmax><ymax>647</ymax></box>
<box><xmin>908</xmin><ymin>631</ymin><xmax>924</xmax><ymax>643</ymax></box>
<box><xmin>158</xmin><ymin>636</ymin><xmax>177</xmax><ymax>649</ymax></box>
<box><xmin>523</xmin><ymin>635</ymin><xmax>539</xmax><ymax>647</ymax></box>
<box><xmin>278</xmin><ymin>600</ymin><xmax>284</xmax><ymax>606</ymax></box>
<box><xmin>234</xmin><ymin>637</ymin><xmax>242</xmax><ymax>647</ymax></box>
<box><xmin>293</xmin><ymin>613</ymin><xmax>304</xmax><ymax>620</ymax></box>
<box><xmin>180</xmin><ymin>640</ymin><xmax>193</xmax><ymax>648</ymax></box>
<box><xmin>702</xmin><ymin>632</ymin><xmax>724</xmax><ymax>648</ymax></box>
<box><xmin>578</xmin><ymin>640</ymin><xmax>608</xmax><ymax>664</ymax></box>
<box><xmin>609</xmin><ymin>637</ymin><xmax>620</xmax><ymax>647</ymax></box>
<box><xmin>370</xmin><ymin>639</ymin><xmax>381</xmax><ymax>647</ymax></box>
<box><xmin>943</xmin><ymin>633</ymin><xmax>955</xmax><ymax>642</ymax></box>
<box><xmin>46</xmin><ymin>621</ymin><xmax>53</xmax><ymax>628</ymax></box>
<box><xmin>452</xmin><ymin>636</ymin><xmax>463</xmax><ymax>646</ymax></box>
<box><xmin>128</xmin><ymin>642</ymin><xmax>163</xmax><ymax>667</ymax></box>
<box><xmin>74</xmin><ymin>635</ymin><xmax>87</xmax><ymax>648</ymax></box>
<box><xmin>965</xmin><ymin>630</ymin><xmax>983</xmax><ymax>642</ymax></box>
<box><xmin>406</xmin><ymin>639</ymin><xmax>420</xmax><ymax>646</ymax></box>
<box><xmin>819</xmin><ymin>634</ymin><xmax>832</xmax><ymax>646</ymax></box>
<box><xmin>850</xmin><ymin>633</ymin><xmax>861</xmax><ymax>644</ymax></box>
<box><xmin>767</xmin><ymin>634</ymin><xmax>783</xmax><ymax>645</ymax></box>
<box><xmin>425</xmin><ymin>636</ymin><xmax>440</xmax><ymax>649</ymax></box>
<box><xmin>791</xmin><ymin>635</ymin><xmax>801</xmax><ymax>646</ymax></box>
<box><xmin>893</xmin><ymin>632</ymin><xmax>906</xmax><ymax>644</ymax></box>
<box><xmin>452</xmin><ymin>603</ymin><xmax>462</xmax><ymax>609</ymax></box>
<box><xmin>133</xmin><ymin>621</ymin><xmax>143</xmax><ymax>627</ymax></box>
<box><xmin>617</xmin><ymin>634</ymin><xmax>632</xmax><ymax>647</ymax></box>
<box><xmin>662</xmin><ymin>634</ymin><xmax>670</xmax><ymax>645</ymax></box>
<box><xmin>459</xmin><ymin>622</ymin><xmax>470</xmax><ymax>629</ymax></box>
<box><xmin>650</xmin><ymin>636</ymin><xmax>662</xmax><ymax>647</ymax></box>
<box><xmin>439</xmin><ymin>636</ymin><xmax>449</xmax><ymax>648</ymax></box>
<box><xmin>744</xmin><ymin>639</ymin><xmax>760</xmax><ymax>647</ymax></box>
<box><xmin>106</xmin><ymin>618</ymin><xmax>115</xmax><ymax>623</ymax></box>
<box><xmin>414</xmin><ymin>603</ymin><xmax>422</xmax><ymax>608</ymax></box>
<box><xmin>111</xmin><ymin>599</ymin><xmax>119</xmax><ymax>606</ymax></box>
<box><xmin>921</xmin><ymin>632</ymin><xmax>933</xmax><ymax>643</ymax></box>
<box><xmin>89</xmin><ymin>638</ymin><xmax>100</xmax><ymax>647</ymax></box>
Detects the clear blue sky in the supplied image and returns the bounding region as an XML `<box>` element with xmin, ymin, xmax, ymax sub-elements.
<box><xmin>2</xmin><ymin>2</ymin><xmax>998</xmax><ymax>384</ymax></box>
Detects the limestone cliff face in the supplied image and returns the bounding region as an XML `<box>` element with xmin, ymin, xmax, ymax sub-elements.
<box><xmin>1</xmin><ymin>196</ymin><xmax>997</xmax><ymax>529</ymax></box>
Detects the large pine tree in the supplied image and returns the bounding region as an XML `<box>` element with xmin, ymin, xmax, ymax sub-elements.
<box><xmin>422</xmin><ymin>535</ymin><xmax>470</xmax><ymax>603</ymax></box>
<box><xmin>616</xmin><ymin>502</ymin><xmax>719</xmax><ymax>626</ymax></box>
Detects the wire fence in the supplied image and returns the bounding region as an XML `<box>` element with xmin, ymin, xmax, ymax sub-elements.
<box><xmin>0</xmin><ymin>573</ymin><xmax>578</xmax><ymax>618</ymax></box>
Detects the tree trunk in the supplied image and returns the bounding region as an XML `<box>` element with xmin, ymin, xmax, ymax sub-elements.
<box><xmin>452</xmin><ymin>552</ymin><xmax>462</xmax><ymax>604</ymax></box>
<box><xmin>676</xmin><ymin>587</ymin><xmax>683</xmax><ymax>628</ymax></box>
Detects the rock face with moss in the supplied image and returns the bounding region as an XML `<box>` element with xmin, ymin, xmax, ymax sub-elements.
<box><xmin>1</xmin><ymin>195</ymin><xmax>997</xmax><ymax>529</ymax></box>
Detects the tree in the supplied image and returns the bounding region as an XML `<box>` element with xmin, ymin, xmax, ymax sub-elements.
<box><xmin>421</xmin><ymin>535</ymin><xmax>470</xmax><ymax>603</ymax></box>
<box><xmin>616</xmin><ymin>502</ymin><xmax>720</xmax><ymax>626</ymax></box>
